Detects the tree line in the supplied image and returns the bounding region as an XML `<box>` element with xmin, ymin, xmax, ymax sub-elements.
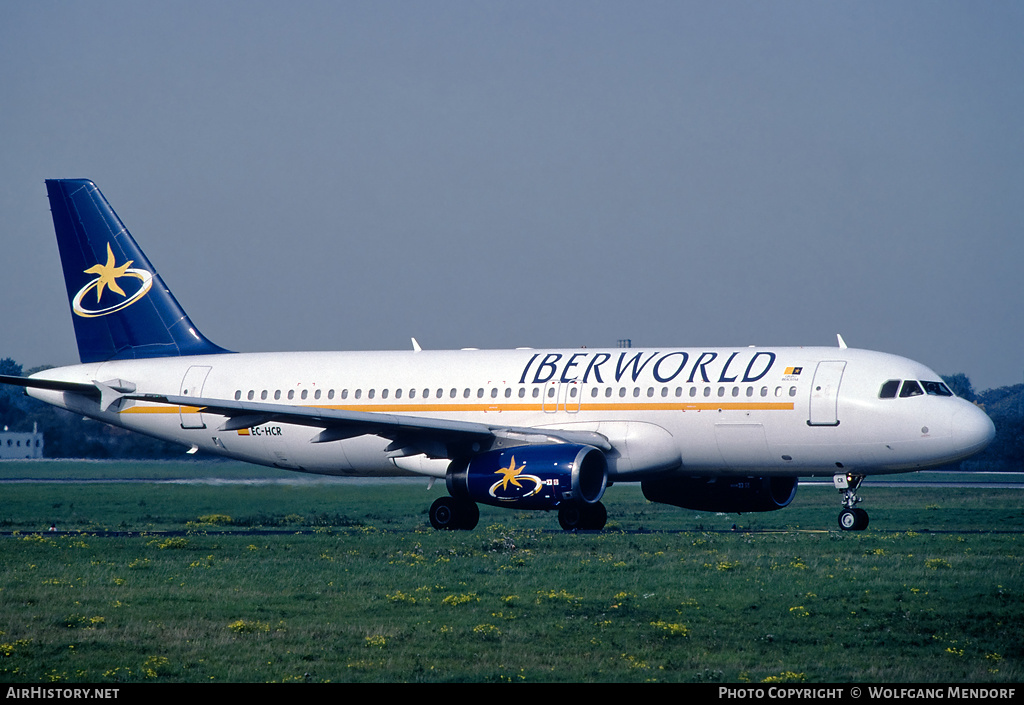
<box><xmin>1</xmin><ymin>357</ymin><xmax>1022</xmax><ymax>468</ymax></box>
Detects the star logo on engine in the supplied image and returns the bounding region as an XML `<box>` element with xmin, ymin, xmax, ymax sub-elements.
<box><xmin>494</xmin><ymin>456</ymin><xmax>526</xmax><ymax>492</ymax></box>
<box><xmin>488</xmin><ymin>456</ymin><xmax>544</xmax><ymax>502</ymax></box>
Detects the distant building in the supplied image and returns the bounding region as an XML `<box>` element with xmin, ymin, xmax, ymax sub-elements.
<box><xmin>0</xmin><ymin>423</ymin><xmax>44</xmax><ymax>459</ymax></box>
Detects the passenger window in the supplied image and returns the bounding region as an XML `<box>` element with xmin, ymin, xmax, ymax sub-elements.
<box><xmin>879</xmin><ymin>380</ymin><xmax>900</xmax><ymax>398</ymax></box>
<box><xmin>519</xmin><ymin>388</ymin><xmax>527</xmax><ymax>398</ymax></box>
<box><xmin>234</xmin><ymin>390</ymin><xmax>241</xmax><ymax>400</ymax></box>
<box><xmin>248</xmin><ymin>390</ymin><xmax>255</xmax><ymax>401</ymax></box>
<box><xmin>274</xmin><ymin>390</ymin><xmax>282</xmax><ymax>400</ymax></box>
<box><xmin>899</xmin><ymin>381</ymin><xmax>924</xmax><ymax>398</ymax></box>
<box><xmin>368</xmin><ymin>389</ymin><xmax>376</xmax><ymax>399</ymax></box>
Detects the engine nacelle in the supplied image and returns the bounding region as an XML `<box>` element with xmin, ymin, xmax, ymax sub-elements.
<box><xmin>447</xmin><ymin>444</ymin><xmax>608</xmax><ymax>510</ymax></box>
<box><xmin>641</xmin><ymin>475</ymin><xmax>798</xmax><ymax>513</ymax></box>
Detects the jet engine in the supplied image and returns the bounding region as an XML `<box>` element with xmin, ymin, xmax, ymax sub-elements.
<box><xmin>641</xmin><ymin>475</ymin><xmax>798</xmax><ymax>513</ymax></box>
<box><xmin>447</xmin><ymin>444</ymin><xmax>607</xmax><ymax>510</ymax></box>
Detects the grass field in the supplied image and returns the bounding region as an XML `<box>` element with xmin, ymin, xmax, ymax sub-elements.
<box><xmin>0</xmin><ymin>461</ymin><xmax>1021</xmax><ymax>683</ymax></box>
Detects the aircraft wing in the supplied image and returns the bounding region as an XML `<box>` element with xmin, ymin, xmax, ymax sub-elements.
<box><xmin>1</xmin><ymin>374</ymin><xmax>610</xmax><ymax>457</ymax></box>
<box><xmin>125</xmin><ymin>391</ymin><xmax>613</xmax><ymax>458</ymax></box>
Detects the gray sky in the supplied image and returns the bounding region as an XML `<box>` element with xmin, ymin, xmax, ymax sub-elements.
<box><xmin>1</xmin><ymin>1</ymin><xmax>1021</xmax><ymax>391</ymax></box>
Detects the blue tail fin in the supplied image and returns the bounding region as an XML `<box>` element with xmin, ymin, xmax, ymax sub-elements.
<box><xmin>46</xmin><ymin>179</ymin><xmax>231</xmax><ymax>363</ymax></box>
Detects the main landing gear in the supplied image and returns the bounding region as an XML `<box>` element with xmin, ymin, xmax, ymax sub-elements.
<box><xmin>428</xmin><ymin>496</ymin><xmax>608</xmax><ymax>531</ymax></box>
<box><xmin>834</xmin><ymin>473</ymin><xmax>869</xmax><ymax>531</ymax></box>
<box><xmin>429</xmin><ymin>496</ymin><xmax>479</xmax><ymax>531</ymax></box>
<box><xmin>557</xmin><ymin>502</ymin><xmax>607</xmax><ymax>531</ymax></box>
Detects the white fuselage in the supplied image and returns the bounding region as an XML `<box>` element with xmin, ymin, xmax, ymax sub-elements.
<box><xmin>28</xmin><ymin>345</ymin><xmax>995</xmax><ymax>481</ymax></box>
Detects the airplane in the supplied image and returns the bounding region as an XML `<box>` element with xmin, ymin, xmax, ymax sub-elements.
<box><xmin>0</xmin><ymin>179</ymin><xmax>996</xmax><ymax>532</ymax></box>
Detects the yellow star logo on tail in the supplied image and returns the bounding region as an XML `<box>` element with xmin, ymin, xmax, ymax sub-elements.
<box><xmin>83</xmin><ymin>243</ymin><xmax>133</xmax><ymax>301</ymax></box>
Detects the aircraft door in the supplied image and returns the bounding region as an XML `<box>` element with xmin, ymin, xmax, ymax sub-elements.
<box><xmin>808</xmin><ymin>361</ymin><xmax>846</xmax><ymax>427</ymax></box>
<box><xmin>179</xmin><ymin>365</ymin><xmax>212</xmax><ymax>429</ymax></box>
<box><xmin>542</xmin><ymin>381</ymin><xmax>558</xmax><ymax>413</ymax></box>
<box><xmin>563</xmin><ymin>380</ymin><xmax>582</xmax><ymax>413</ymax></box>
<box><xmin>542</xmin><ymin>381</ymin><xmax>583</xmax><ymax>413</ymax></box>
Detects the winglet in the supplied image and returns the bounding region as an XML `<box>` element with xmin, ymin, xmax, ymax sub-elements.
<box><xmin>411</xmin><ymin>337</ymin><xmax>422</xmax><ymax>352</ymax></box>
<box><xmin>837</xmin><ymin>334</ymin><xmax>848</xmax><ymax>349</ymax></box>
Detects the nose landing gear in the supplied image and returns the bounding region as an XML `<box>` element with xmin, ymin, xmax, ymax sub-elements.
<box><xmin>834</xmin><ymin>473</ymin><xmax>869</xmax><ymax>531</ymax></box>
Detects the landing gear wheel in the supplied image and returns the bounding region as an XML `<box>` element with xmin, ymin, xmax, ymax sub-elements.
<box><xmin>558</xmin><ymin>502</ymin><xmax>607</xmax><ymax>531</ymax></box>
<box><xmin>558</xmin><ymin>504</ymin><xmax>582</xmax><ymax>531</ymax></box>
<box><xmin>835</xmin><ymin>473</ymin><xmax>868</xmax><ymax>531</ymax></box>
<box><xmin>838</xmin><ymin>507</ymin><xmax>869</xmax><ymax>531</ymax></box>
<box><xmin>583</xmin><ymin>501</ymin><xmax>607</xmax><ymax>531</ymax></box>
<box><xmin>429</xmin><ymin>496</ymin><xmax>479</xmax><ymax>530</ymax></box>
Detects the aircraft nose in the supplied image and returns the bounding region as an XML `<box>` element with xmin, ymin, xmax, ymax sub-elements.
<box><xmin>951</xmin><ymin>404</ymin><xmax>996</xmax><ymax>456</ymax></box>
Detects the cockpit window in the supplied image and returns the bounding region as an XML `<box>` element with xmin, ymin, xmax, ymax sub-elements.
<box><xmin>881</xmin><ymin>379</ymin><xmax>953</xmax><ymax>399</ymax></box>
<box><xmin>899</xmin><ymin>380</ymin><xmax>924</xmax><ymax>398</ymax></box>
<box><xmin>922</xmin><ymin>381</ymin><xmax>953</xmax><ymax>397</ymax></box>
<box><xmin>879</xmin><ymin>380</ymin><xmax>901</xmax><ymax>398</ymax></box>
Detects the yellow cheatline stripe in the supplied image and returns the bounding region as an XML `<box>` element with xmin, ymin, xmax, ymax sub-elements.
<box><xmin>119</xmin><ymin>401</ymin><xmax>795</xmax><ymax>415</ymax></box>
<box><xmin>121</xmin><ymin>405</ymin><xmax>204</xmax><ymax>414</ymax></box>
